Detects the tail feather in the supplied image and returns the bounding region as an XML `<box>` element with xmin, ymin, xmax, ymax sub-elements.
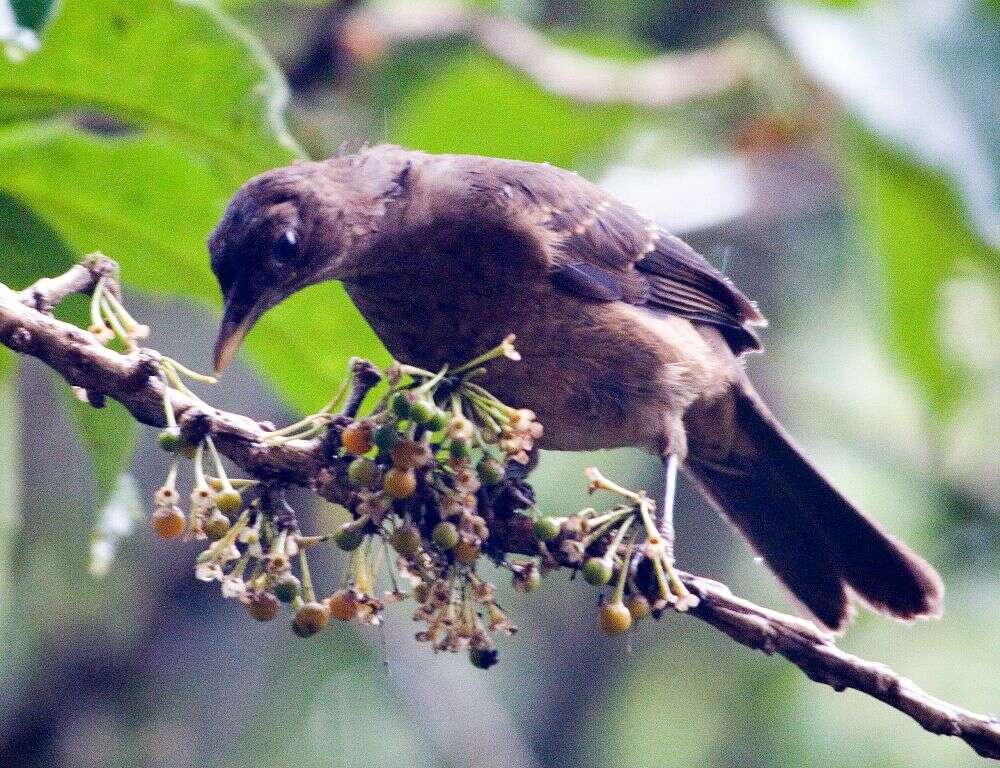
<box><xmin>683</xmin><ymin>378</ymin><xmax>943</xmax><ymax>631</ymax></box>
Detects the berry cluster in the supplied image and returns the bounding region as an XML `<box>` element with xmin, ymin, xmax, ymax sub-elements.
<box><xmin>533</xmin><ymin>468</ymin><xmax>699</xmax><ymax>635</ymax></box>
<box><xmin>149</xmin><ymin>336</ymin><xmax>546</xmax><ymax>667</ymax></box>
<box><xmin>81</xmin><ymin>275</ymin><xmax>688</xmax><ymax>667</ymax></box>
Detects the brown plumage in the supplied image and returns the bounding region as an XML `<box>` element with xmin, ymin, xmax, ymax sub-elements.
<box><xmin>208</xmin><ymin>144</ymin><xmax>943</xmax><ymax>630</ymax></box>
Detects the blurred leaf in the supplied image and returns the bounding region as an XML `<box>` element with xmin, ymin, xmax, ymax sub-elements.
<box><xmin>0</xmin><ymin>0</ymin><xmax>302</xmax><ymax>185</ymax></box>
<box><xmin>774</xmin><ymin>1</ymin><xmax>1000</xmax><ymax>251</ymax></box>
<box><xmin>841</xmin><ymin>123</ymin><xmax>999</xmax><ymax>417</ymax></box>
<box><xmin>0</xmin><ymin>125</ymin><xmax>386</xmax><ymax>412</ymax></box>
<box><xmin>0</xmin><ymin>366</ymin><xmax>21</xmax><ymax>669</ymax></box>
<box><xmin>88</xmin><ymin>472</ymin><xmax>143</xmax><ymax>577</ymax></box>
<box><xmin>55</xmin><ymin>381</ymin><xmax>138</xmax><ymax>508</ymax></box>
<box><xmin>0</xmin><ymin>191</ymin><xmax>76</xmax><ymax>287</ymax></box>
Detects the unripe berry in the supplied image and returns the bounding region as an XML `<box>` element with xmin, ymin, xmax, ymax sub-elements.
<box><xmin>582</xmin><ymin>557</ymin><xmax>613</xmax><ymax>586</ymax></box>
<box><xmin>327</xmin><ymin>589</ymin><xmax>358</xmax><ymax>621</ymax></box>
<box><xmin>341</xmin><ymin>422</ymin><xmax>373</xmax><ymax>456</ymax></box>
<box><xmin>373</xmin><ymin>424</ymin><xmax>400</xmax><ymax>454</ymax></box>
<box><xmin>204</xmin><ymin>510</ymin><xmax>231</xmax><ymax>541</ymax></box>
<box><xmin>449</xmin><ymin>440</ymin><xmax>472</xmax><ymax>459</ymax></box>
<box><xmin>383</xmin><ymin>467</ymin><xmax>417</xmax><ymax>499</ymax></box>
<box><xmin>432</xmin><ymin>521</ymin><xmax>459</xmax><ymax>550</ymax></box>
<box><xmin>477</xmin><ymin>457</ymin><xmax>505</xmax><ymax>486</ymax></box>
<box><xmin>388</xmin><ymin>391</ymin><xmax>413</xmax><ymax>419</ymax></box>
<box><xmin>599</xmin><ymin>601</ymin><xmax>633</xmax><ymax>635</ymax></box>
<box><xmin>347</xmin><ymin>457</ymin><xmax>378</xmax><ymax>488</ymax></box>
<box><xmin>292</xmin><ymin>601</ymin><xmax>330</xmax><ymax>637</ymax></box>
<box><xmin>273</xmin><ymin>573</ymin><xmax>301</xmax><ymax>603</ymax></box>
<box><xmin>532</xmin><ymin>516</ymin><xmax>560</xmax><ymax>542</ymax></box>
<box><xmin>454</xmin><ymin>539</ymin><xmax>480</xmax><ymax>565</ymax></box>
<box><xmin>215</xmin><ymin>488</ymin><xmax>243</xmax><ymax>516</ymax></box>
<box><xmin>626</xmin><ymin>593</ymin><xmax>652</xmax><ymax>621</ymax></box>
<box><xmin>334</xmin><ymin>523</ymin><xmax>365</xmax><ymax>552</ymax></box>
<box><xmin>409</xmin><ymin>398</ymin><xmax>436</xmax><ymax>425</ymax></box>
<box><xmin>158</xmin><ymin>426</ymin><xmax>182</xmax><ymax>453</ymax></box>
<box><xmin>151</xmin><ymin>505</ymin><xmax>186</xmax><ymax>539</ymax></box>
<box><xmin>469</xmin><ymin>647</ymin><xmax>499</xmax><ymax>669</ymax></box>
<box><xmin>390</xmin><ymin>522</ymin><xmax>422</xmax><ymax>556</ymax></box>
<box><xmin>515</xmin><ymin>568</ymin><xmax>541</xmax><ymax>593</ymax></box>
<box><xmin>424</xmin><ymin>408</ymin><xmax>448</xmax><ymax>431</ymax></box>
<box><xmin>246</xmin><ymin>591</ymin><xmax>280</xmax><ymax>622</ymax></box>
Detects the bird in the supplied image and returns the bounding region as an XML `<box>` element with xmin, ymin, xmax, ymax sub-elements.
<box><xmin>207</xmin><ymin>144</ymin><xmax>943</xmax><ymax>631</ymax></box>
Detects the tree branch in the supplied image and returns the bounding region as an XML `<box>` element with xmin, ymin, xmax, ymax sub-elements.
<box><xmin>1</xmin><ymin>262</ymin><xmax>997</xmax><ymax>760</ymax></box>
<box><xmin>337</xmin><ymin>0</ymin><xmax>766</xmax><ymax>108</ymax></box>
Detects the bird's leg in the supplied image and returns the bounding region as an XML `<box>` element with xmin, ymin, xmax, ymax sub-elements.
<box><xmin>652</xmin><ymin>453</ymin><xmax>697</xmax><ymax>610</ymax></box>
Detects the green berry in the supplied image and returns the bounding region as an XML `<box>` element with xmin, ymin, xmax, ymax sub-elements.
<box><xmin>409</xmin><ymin>399</ymin><xmax>436</xmax><ymax>425</ymax></box>
<box><xmin>273</xmin><ymin>574</ymin><xmax>301</xmax><ymax>604</ymax></box>
<box><xmin>449</xmin><ymin>440</ymin><xmax>472</xmax><ymax>459</ymax></box>
<box><xmin>389</xmin><ymin>391</ymin><xmax>413</xmax><ymax>418</ymax></box>
<box><xmin>347</xmin><ymin>457</ymin><xmax>378</xmax><ymax>488</ymax></box>
<box><xmin>334</xmin><ymin>523</ymin><xmax>365</xmax><ymax>552</ymax></box>
<box><xmin>215</xmin><ymin>488</ymin><xmax>243</xmax><ymax>516</ymax></box>
<box><xmin>477</xmin><ymin>457</ymin><xmax>505</xmax><ymax>486</ymax></box>
<box><xmin>158</xmin><ymin>427</ymin><xmax>182</xmax><ymax>453</ymax></box>
<box><xmin>520</xmin><ymin>569</ymin><xmax>541</xmax><ymax>593</ymax></box>
<box><xmin>432</xmin><ymin>521</ymin><xmax>459</xmax><ymax>550</ymax></box>
<box><xmin>424</xmin><ymin>408</ymin><xmax>447</xmax><ymax>431</ymax></box>
<box><xmin>469</xmin><ymin>647</ymin><xmax>499</xmax><ymax>669</ymax></box>
<box><xmin>204</xmin><ymin>511</ymin><xmax>231</xmax><ymax>541</ymax></box>
<box><xmin>389</xmin><ymin>522</ymin><xmax>422</xmax><ymax>556</ymax></box>
<box><xmin>582</xmin><ymin>557</ymin><xmax>613</xmax><ymax>586</ymax></box>
<box><xmin>374</xmin><ymin>424</ymin><xmax>400</xmax><ymax>454</ymax></box>
<box><xmin>532</xmin><ymin>516</ymin><xmax>560</xmax><ymax>542</ymax></box>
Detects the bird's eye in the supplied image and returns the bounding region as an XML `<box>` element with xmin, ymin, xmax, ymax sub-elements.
<box><xmin>272</xmin><ymin>229</ymin><xmax>299</xmax><ymax>263</ymax></box>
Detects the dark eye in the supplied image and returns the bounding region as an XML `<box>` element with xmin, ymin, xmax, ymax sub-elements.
<box><xmin>272</xmin><ymin>229</ymin><xmax>299</xmax><ymax>263</ymax></box>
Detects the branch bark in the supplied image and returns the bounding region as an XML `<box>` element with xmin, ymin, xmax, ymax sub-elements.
<box><xmin>1</xmin><ymin>262</ymin><xmax>998</xmax><ymax>760</ymax></box>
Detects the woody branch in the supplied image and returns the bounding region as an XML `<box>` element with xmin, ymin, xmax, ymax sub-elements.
<box><xmin>0</xmin><ymin>258</ymin><xmax>997</xmax><ymax>761</ymax></box>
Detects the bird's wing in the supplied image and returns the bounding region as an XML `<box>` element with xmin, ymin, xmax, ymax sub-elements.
<box><xmin>471</xmin><ymin>158</ymin><xmax>767</xmax><ymax>355</ymax></box>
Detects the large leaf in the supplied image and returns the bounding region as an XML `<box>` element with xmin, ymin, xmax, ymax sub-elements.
<box><xmin>0</xmin><ymin>0</ymin><xmax>302</xmax><ymax>185</ymax></box>
<box><xmin>0</xmin><ymin>124</ymin><xmax>386</xmax><ymax>411</ymax></box>
<box><xmin>840</xmin><ymin>124</ymin><xmax>999</xmax><ymax>417</ymax></box>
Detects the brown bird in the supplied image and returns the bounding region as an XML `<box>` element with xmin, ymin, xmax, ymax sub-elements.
<box><xmin>208</xmin><ymin>144</ymin><xmax>943</xmax><ymax>630</ymax></box>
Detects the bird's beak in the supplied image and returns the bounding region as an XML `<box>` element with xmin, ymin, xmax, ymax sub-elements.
<box><xmin>213</xmin><ymin>289</ymin><xmax>264</xmax><ymax>374</ymax></box>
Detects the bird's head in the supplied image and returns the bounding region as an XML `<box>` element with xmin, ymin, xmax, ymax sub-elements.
<box><xmin>208</xmin><ymin>162</ymin><xmax>358</xmax><ymax>373</ymax></box>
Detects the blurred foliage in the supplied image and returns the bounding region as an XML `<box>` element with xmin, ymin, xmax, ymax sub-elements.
<box><xmin>0</xmin><ymin>1</ymin><xmax>997</xmax><ymax>767</ymax></box>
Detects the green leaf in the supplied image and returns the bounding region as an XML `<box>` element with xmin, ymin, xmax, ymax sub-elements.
<box><xmin>0</xmin><ymin>124</ymin><xmax>386</xmax><ymax>412</ymax></box>
<box><xmin>0</xmin><ymin>0</ymin><xmax>303</xmax><ymax>185</ymax></box>
<box><xmin>840</xmin><ymin>123</ymin><xmax>1000</xmax><ymax>417</ymax></box>
<box><xmin>55</xmin><ymin>379</ymin><xmax>138</xmax><ymax>508</ymax></box>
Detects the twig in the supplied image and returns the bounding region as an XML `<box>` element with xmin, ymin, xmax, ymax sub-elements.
<box><xmin>1</xmin><ymin>264</ymin><xmax>998</xmax><ymax>760</ymax></box>
<box><xmin>339</xmin><ymin>0</ymin><xmax>766</xmax><ymax>108</ymax></box>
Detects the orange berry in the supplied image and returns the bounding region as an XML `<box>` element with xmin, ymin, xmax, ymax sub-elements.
<box><xmin>383</xmin><ymin>467</ymin><xmax>417</xmax><ymax>499</ymax></box>
<box><xmin>327</xmin><ymin>589</ymin><xmax>358</xmax><ymax>621</ymax></box>
<box><xmin>292</xmin><ymin>601</ymin><xmax>330</xmax><ymax>637</ymax></box>
<box><xmin>341</xmin><ymin>423</ymin><xmax>373</xmax><ymax>456</ymax></box>
<box><xmin>599</xmin><ymin>601</ymin><xmax>633</xmax><ymax>635</ymax></box>
<box><xmin>389</xmin><ymin>440</ymin><xmax>431</xmax><ymax>470</ymax></box>
<box><xmin>151</xmin><ymin>506</ymin><xmax>186</xmax><ymax>539</ymax></box>
<box><xmin>454</xmin><ymin>539</ymin><xmax>480</xmax><ymax>565</ymax></box>
<box><xmin>625</xmin><ymin>594</ymin><xmax>651</xmax><ymax>621</ymax></box>
<box><xmin>246</xmin><ymin>592</ymin><xmax>280</xmax><ymax>622</ymax></box>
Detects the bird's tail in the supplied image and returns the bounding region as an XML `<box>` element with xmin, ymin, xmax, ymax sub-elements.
<box><xmin>682</xmin><ymin>376</ymin><xmax>943</xmax><ymax>631</ymax></box>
